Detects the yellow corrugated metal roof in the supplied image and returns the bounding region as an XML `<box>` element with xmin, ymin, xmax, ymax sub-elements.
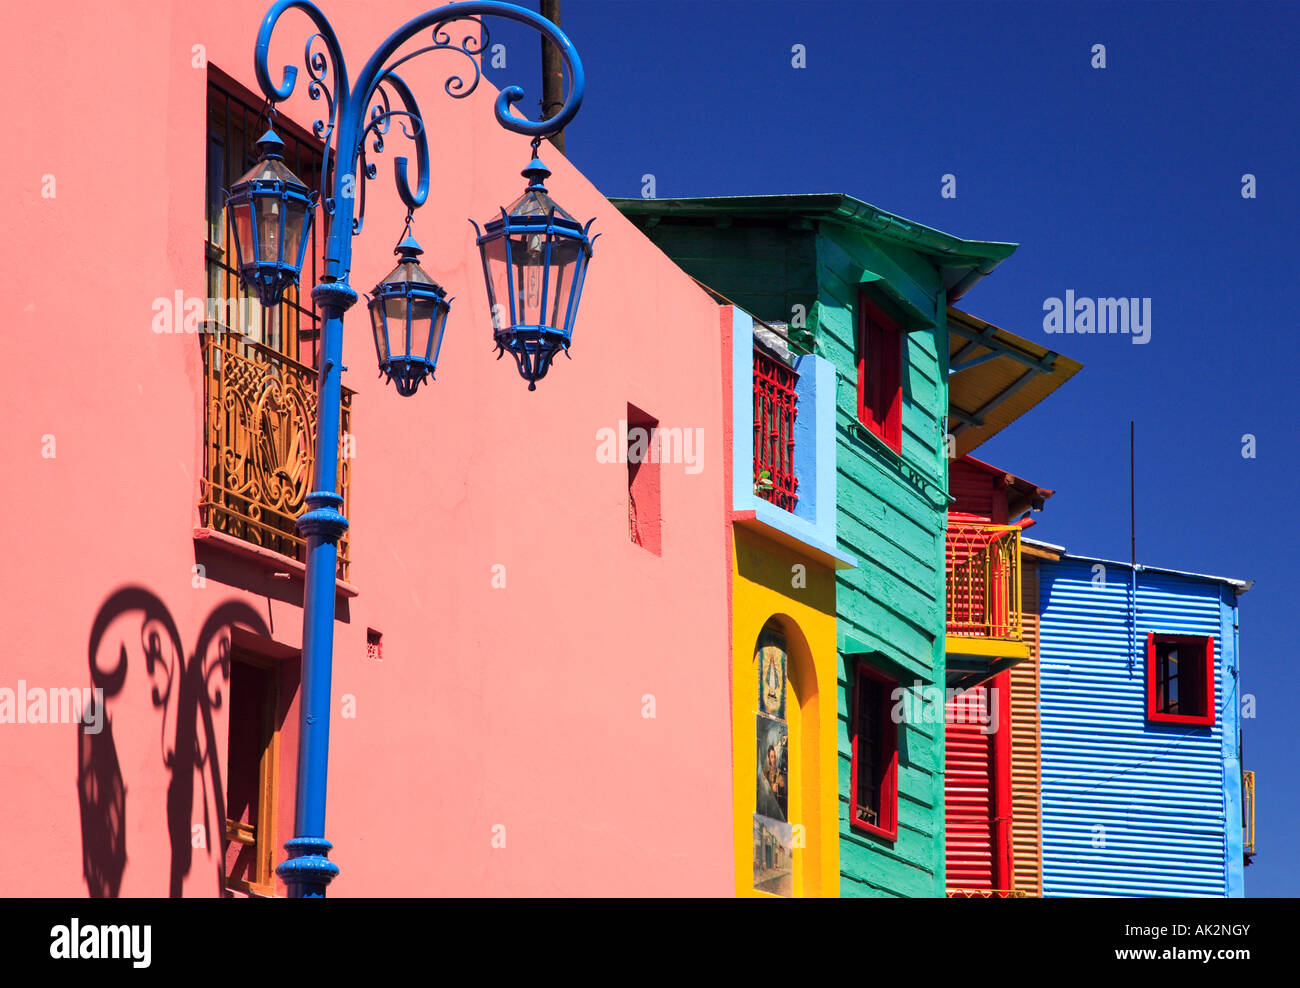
<box><xmin>948</xmin><ymin>308</ymin><xmax>1083</xmax><ymax>458</ymax></box>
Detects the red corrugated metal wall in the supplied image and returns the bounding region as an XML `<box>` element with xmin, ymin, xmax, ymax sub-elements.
<box><xmin>949</xmin><ymin>458</ymin><xmax>1008</xmax><ymax>524</ymax></box>
<box><xmin>945</xmin><ymin>674</ymin><xmax>1013</xmax><ymax>891</ymax></box>
<box><xmin>946</xmin><ymin>686</ymin><xmax>995</xmax><ymax>889</ymax></box>
<box><xmin>1010</xmin><ymin>561</ymin><xmax>1043</xmax><ymax>895</ymax></box>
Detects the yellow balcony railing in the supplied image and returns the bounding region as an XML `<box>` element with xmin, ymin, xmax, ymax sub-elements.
<box><xmin>946</xmin><ymin>888</ymin><xmax>1028</xmax><ymax>898</ymax></box>
<box><xmin>200</xmin><ymin>334</ymin><xmax>353</xmax><ymax>581</ymax></box>
<box><xmin>946</xmin><ymin>523</ymin><xmax>1022</xmax><ymax>642</ymax></box>
<box><xmin>1243</xmin><ymin>770</ymin><xmax>1256</xmax><ymax>860</ymax></box>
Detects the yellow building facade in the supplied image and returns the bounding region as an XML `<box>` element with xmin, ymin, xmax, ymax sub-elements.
<box><xmin>732</xmin><ymin>526</ymin><xmax>840</xmax><ymax>897</ymax></box>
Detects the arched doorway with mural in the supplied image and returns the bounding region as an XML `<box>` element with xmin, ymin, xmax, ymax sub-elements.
<box><xmin>731</xmin><ymin>526</ymin><xmax>839</xmax><ymax>897</ymax></box>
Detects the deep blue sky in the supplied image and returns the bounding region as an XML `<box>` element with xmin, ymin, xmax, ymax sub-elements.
<box><xmin>488</xmin><ymin>0</ymin><xmax>1297</xmax><ymax>896</ymax></box>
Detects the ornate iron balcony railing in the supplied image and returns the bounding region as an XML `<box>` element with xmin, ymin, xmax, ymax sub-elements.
<box><xmin>200</xmin><ymin>334</ymin><xmax>353</xmax><ymax>580</ymax></box>
<box><xmin>946</xmin><ymin>888</ymin><xmax>1028</xmax><ymax>898</ymax></box>
<box><xmin>946</xmin><ymin>523</ymin><xmax>1022</xmax><ymax>642</ymax></box>
<box><xmin>753</xmin><ymin>348</ymin><xmax>799</xmax><ymax>511</ymax></box>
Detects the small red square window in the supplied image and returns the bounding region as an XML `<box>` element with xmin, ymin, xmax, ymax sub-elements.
<box><xmin>857</xmin><ymin>292</ymin><xmax>902</xmax><ymax>452</ymax></box>
<box><xmin>1146</xmin><ymin>633</ymin><xmax>1215</xmax><ymax>727</ymax></box>
<box><xmin>850</xmin><ymin>660</ymin><xmax>899</xmax><ymax>840</ymax></box>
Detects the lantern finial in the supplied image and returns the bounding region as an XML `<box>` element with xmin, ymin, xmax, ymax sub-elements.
<box><xmin>255</xmin><ymin>127</ymin><xmax>287</xmax><ymax>159</ymax></box>
<box><xmin>521</xmin><ymin>157</ymin><xmax>551</xmax><ymax>191</ymax></box>
<box><xmin>394</xmin><ymin>233</ymin><xmax>423</xmax><ymax>260</ymax></box>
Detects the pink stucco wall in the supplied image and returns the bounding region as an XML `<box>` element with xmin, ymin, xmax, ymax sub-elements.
<box><xmin>0</xmin><ymin>1</ymin><xmax>733</xmax><ymax>896</ymax></box>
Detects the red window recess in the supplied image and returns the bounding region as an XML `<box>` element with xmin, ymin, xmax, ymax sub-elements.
<box><xmin>850</xmin><ymin>661</ymin><xmax>899</xmax><ymax>841</ymax></box>
<box><xmin>627</xmin><ymin>403</ymin><xmax>662</xmax><ymax>555</ymax></box>
<box><xmin>1146</xmin><ymin>633</ymin><xmax>1215</xmax><ymax>727</ymax></box>
<box><xmin>857</xmin><ymin>291</ymin><xmax>902</xmax><ymax>452</ymax></box>
<box><xmin>753</xmin><ymin>348</ymin><xmax>799</xmax><ymax>511</ymax></box>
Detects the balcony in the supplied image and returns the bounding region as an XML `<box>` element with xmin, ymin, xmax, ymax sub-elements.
<box><xmin>946</xmin><ymin>523</ymin><xmax>1029</xmax><ymax>680</ymax></box>
<box><xmin>199</xmin><ymin>334</ymin><xmax>353</xmax><ymax>581</ymax></box>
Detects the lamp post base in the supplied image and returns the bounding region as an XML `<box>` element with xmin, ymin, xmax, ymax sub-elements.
<box><xmin>276</xmin><ymin>837</ymin><xmax>340</xmax><ymax>898</ymax></box>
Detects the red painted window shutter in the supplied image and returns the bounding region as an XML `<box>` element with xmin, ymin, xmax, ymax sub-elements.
<box><xmin>857</xmin><ymin>291</ymin><xmax>902</xmax><ymax>451</ymax></box>
<box><xmin>850</xmin><ymin>660</ymin><xmax>899</xmax><ymax>841</ymax></box>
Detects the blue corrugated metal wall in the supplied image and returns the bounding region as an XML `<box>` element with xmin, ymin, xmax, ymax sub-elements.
<box><xmin>1038</xmin><ymin>558</ymin><xmax>1241</xmax><ymax>897</ymax></box>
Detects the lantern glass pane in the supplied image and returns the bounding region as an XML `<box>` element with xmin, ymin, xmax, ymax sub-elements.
<box><xmin>429</xmin><ymin>306</ymin><xmax>449</xmax><ymax>364</ymax></box>
<box><xmin>370</xmin><ymin>301</ymin><xmax>389</xmax><ymax>362</ymax></box>
<box><xmin>256</xmin><ymin>196</ymin><xmax>285</xmax><ymax>263</ymax></box>
<box><xmin>511</xmin><ymin>231</ymin><xmax>548</xmax><ymax>329</ymax></box>
<box><xmin>283</xmin><ymin>197</ymin><xmax>308</xmax><ymax>269</ymax></box>
<box><xmin>409</xmin><ymin>298</ymin><xmax>436</xmax><ymax>360</ymax></box>
<box><xmin>544</xmin><ymin>237</ymin><xmax>583</xmax><ymax>329</ymax></box>
<box><xmin>482</xmin><ymin>236</ymin><xmax>510</xmax><ymax>330</ymax></box>
<box><xmin>384</xmin><ymin>297</ymin><xmax>409</xmax><ymax>356</ymax></box>
<box><xmin>506</xmin><ymin>188</ymin><xmax>575</xmax><ymax>222</ymax></box>
<box><xmin>231</xmin><ymin>202</ymin><xmax>254</xmax><ymax>266</ymax></box>
<box><xmin>408</xmin><ymin>302</ymin><xmax>434</xmax><ymax>364</ymax></box>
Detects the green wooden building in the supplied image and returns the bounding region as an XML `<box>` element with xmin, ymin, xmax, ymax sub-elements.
<box><xmin>614</xmin><ymin>194</ymin><xmax>1021</xmax><ymax>897</ymax></box>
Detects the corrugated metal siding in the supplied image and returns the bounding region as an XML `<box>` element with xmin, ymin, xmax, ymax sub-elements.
<box><xmin>1009</xmin><ymin>561</ymin><xmax>1042</xmax><ymax>896</ymax></box>
<box><xmin>945</xmin><ymin>687</ymin><xmax>994</xmax><ymax>889</ymax></box>
<box><xmin>1038</xmin><ymin>559</ymin><xmax>1229</xmax><ymax>897</ymax></box>
<box><xmin>948</xmin><ymin>458</ymin><xmax>1004</xmax><ymax>522</ymax></box>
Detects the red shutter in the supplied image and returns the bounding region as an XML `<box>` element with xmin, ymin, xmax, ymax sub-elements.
<box><xmin>857</xmin><ymin>292</ymin><xmax>902</xmax><ymax>451</ymax></box>
<box><xmin>945</xmin><ymin>685</ymin><xmax>996</xmax><ymax>890</ymax></box>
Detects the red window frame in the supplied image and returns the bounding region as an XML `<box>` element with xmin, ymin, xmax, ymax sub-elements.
<box><xmin>857</xmin><ymin>291</ymin><xmax>902</xmax><ymax>452</ymax></box>
<box><xmin>850</xmin><ymin>660</ymin><xmax>899</xmax><ymax>840</ymax></box>
<box><xmin>753</xmin><ymin>347</ymin><xmax>800</xmax><ymax>511</ymax></box>
<box><xmin>1146</xmin><ymin>633</ymin><xmax>1215</xmax><ymax>727</ymax></box>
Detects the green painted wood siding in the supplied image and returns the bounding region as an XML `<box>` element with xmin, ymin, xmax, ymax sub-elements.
<box><xmin>630</xmin><ymin>221</ymin><xmax>818</xmax><ymax>324</ymax></box>
<box><xmin>815</xmin><ymin>222</ymin><xmax>949</xmax><ymax>898</ymax></box>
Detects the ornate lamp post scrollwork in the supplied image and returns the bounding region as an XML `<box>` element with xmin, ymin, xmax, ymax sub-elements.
<box><xmin>224</xmin><ymin>0</ymin><xmax>593</xmax><ymax>897</ymax></box>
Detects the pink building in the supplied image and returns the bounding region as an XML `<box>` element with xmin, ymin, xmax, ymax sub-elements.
<box><xmin>1</xmin><ymin>0</ymin><xmax>734</xmax><ymax>896</ymax></box>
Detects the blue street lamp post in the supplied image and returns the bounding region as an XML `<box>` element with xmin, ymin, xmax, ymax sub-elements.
<box><xmin>225</xmin><ymin>0</ymin><xmax>595</xmax><ymax>897</ymax></box>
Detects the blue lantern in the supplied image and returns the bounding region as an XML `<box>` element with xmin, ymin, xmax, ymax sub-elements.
<box><xmin>471</xmin><ymin>154</ymin><xmax>596</xmax><ymax>390</ymax></box>
<box><xmin>225</xmin><ymin>128</ymin><xmax>316</xmax><ymax>308</ymax></box>
<box><xmin>366</xmin><ymin>234</ymin><xmax>452</xmax><ymax>397</ymax></box>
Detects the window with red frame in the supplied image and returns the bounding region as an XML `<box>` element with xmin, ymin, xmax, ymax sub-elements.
<box><xmin>1147</xmin><ymin>633</ymin><xmax>1215</xmax><ymax>727</ymax></box>
<box><xmin>851</xmin><ymin>661</ymin><xmax>899</xmax><ymax>840</ymax></box>
<box><xmin>857</xmin><ymin>291</ymin><xmax>902</xmax><ymax>452</ymax></box>
<box><xmin>753</xmin><ymin>347</ymin><xmax>799</xmax><ymax>512</ymax></box>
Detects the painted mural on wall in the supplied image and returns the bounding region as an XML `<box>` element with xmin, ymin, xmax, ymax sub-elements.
<box><xmin>757</xmin><ymin>714</ymin><xmax>788</xmax><ymax>821</ymax></box>
<box><xmin>758</xmin><ymin>638</ymin><xmax>787</xmax><ymax>720</ymax></box>
<box><xmin>753</xmin><ymin>625</ymin><xmax>792</xmax><ymax>896</ymax></box>
<box><xmin>753</xmin><ymin>815</ymin><xmax>793</xmax><ymax>897</ymax></box>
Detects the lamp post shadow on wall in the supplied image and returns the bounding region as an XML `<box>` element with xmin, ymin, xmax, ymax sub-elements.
<box><xmin>224</xmin><ymin>0</ymin><xmax>596</xmax><ymax>898</ymax></box>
